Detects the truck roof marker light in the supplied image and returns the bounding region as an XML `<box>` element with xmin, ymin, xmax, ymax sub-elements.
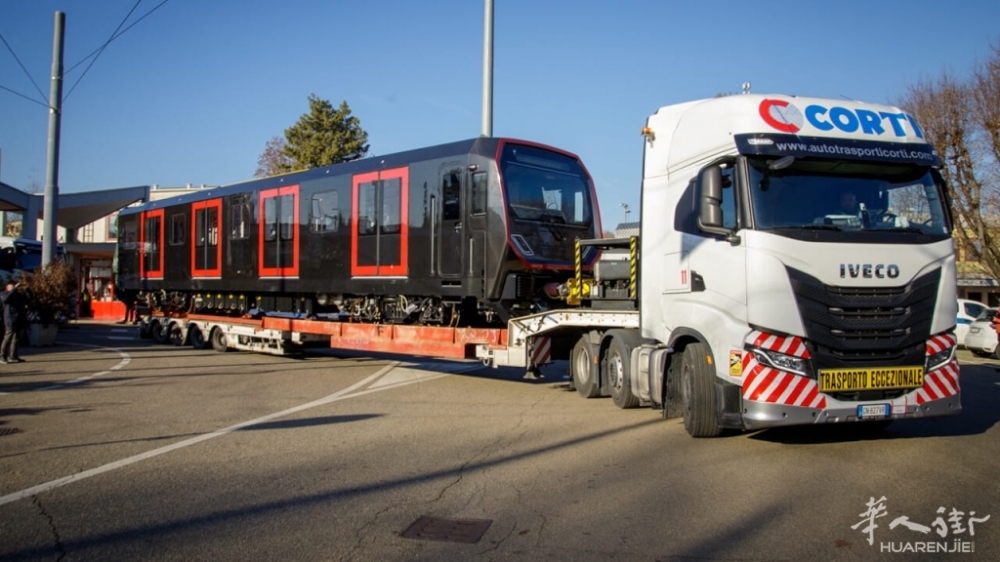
<box><xmin>641</xmin><ymin>127</ymin><xmax>655</xmax><ymax>145</ymax></box>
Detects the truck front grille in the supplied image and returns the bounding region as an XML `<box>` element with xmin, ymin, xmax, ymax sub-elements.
<box><xmin>786</xmin><ymin>267</ymin><xmax>939</xmax><ymax>373</ymax></box>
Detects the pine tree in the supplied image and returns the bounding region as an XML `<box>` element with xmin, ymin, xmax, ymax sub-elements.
<box><xmin>278</xmin><ymin>94</ymin><xmax>369</xmax><ymax>173</ymax></box>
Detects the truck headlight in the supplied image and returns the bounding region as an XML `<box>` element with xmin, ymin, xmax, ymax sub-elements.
<box><xmin>753</xmin><ymin>349</ymin><xmax>808</xmax><ymax>376</ymax></box>
<box><xmin>926</xmin><ymin>348</ymin><xmax>953</xmax><ymax>372</ymax></box>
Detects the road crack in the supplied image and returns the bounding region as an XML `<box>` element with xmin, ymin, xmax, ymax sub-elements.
<box><xmin>32</xmin><ymin>494</ymin><xmax>66</xmax><ymax>561</ymax></box>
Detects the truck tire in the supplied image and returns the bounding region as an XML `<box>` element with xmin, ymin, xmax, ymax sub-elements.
<box><xmin>189</xmin><ymin>325</ymin><xmax>209</xmax><ymax>349</ymax></box>
<box><xmin>606</xmin><ymin>334</ymin><xmax>640</xmax><ymax>409</ymax></box>
<box><xmin>681</xmin><ymin>342</ymin><xmax>722</xmax><ymax>437</ymax></box>
<box><xmin>571</xmin><ymin>336</ymin><xmax>601</xmax><ymax>398</ymax></box>
<box><xmin>151</xmin><ymin>320</ymin><xmax>167</xmax><ymax>344</ymax></box>
<box><xmin>168</xmin><ymin>323</ymin><xmax>185</xmax><ymax>346</ymax></box>
<box><xmin>211</xmin><ymin>327</ymin><xmax>229</xmax><ymax>352</ymax></box>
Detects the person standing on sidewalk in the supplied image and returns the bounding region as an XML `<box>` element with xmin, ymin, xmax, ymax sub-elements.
<box><xmin>1</xmin><ymin>281</ymin><xmax>30</xmax><ymax>363</ymax></box>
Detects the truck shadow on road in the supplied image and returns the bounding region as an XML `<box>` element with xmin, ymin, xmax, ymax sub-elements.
<box><xmin>750</xmin><ymin>364</ymin><xmax>1000</xmax><ymax>444</ymax></box>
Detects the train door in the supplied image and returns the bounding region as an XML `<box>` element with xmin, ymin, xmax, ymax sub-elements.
<box><xmin>139</xmin><ymin>209</ymin><xmax>164</xmax><ymax>281</ymax></box>
<box><xmin>466</xmin><ymin>170</ymin><xmax>489</xmax><ymax>288</ymax></box>
<box><xmin>437</xmin><ymin>163</ymin><xmax>463</xmax><ymax>277</ymax></box>
<box><xmin>192</xmin><ymin>198</ymin><xmax>222</xmax><ymax>277</ymax></box>
<box><xmin>259</xmin><ymin>186</ymin><xmax>299</xmax><ymax>277</ymax></box>
<box><xmin>352</xmin><ymin>167</ymin><xmax>409</xmax><ymax>277</ymax></box>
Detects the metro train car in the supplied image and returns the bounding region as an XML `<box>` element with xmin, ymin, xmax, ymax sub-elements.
<box><xmin>115</xmin><ymin>137</ymin><xmax>602</xmax><ymax>326</ymax></box>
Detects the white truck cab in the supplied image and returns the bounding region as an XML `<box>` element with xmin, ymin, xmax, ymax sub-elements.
<box><xmin>640</xmin><ymin>94</ymin><xmax>959</xmax><ymax>435</ymax></box>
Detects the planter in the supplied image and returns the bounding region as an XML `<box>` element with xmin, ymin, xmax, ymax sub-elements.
<box><xmin>29</xmin><ymin>323</ymin><xmax>59</xmax><ymax>347</ymax></box>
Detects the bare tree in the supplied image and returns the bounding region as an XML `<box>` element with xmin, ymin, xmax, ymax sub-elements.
<box><xmin>898</xmin><ymin>45</ymin><xmax>1000</xmax><ymax>281</ymax></box>
<box><xmin>254</xmin><ymin>136</ymin><xmax>293</xmax><ymax>178</ymax></box>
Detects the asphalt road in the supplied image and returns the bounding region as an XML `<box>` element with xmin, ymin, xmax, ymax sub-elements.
<box><xmin>1</xmin><ymin>322</ymin><xmax>998</xmax><ymax>561</ymax></box>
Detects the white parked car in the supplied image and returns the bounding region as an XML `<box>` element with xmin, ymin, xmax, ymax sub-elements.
<box><xmin>957</xmin><ymin>298</ymin><xmax>988</xmax><ymax>347</ymax></box>
<box><xmin>964</xmin><ymin>308</ymin><xmax>998</xmax><ymax>358</ymax></box>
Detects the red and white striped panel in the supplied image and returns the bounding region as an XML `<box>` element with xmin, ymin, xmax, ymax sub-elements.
<box><xmin>530</xmin><ymin>337</ymin><xmax>552</xmax><ymax>366</ymax></box>
<box><xmin>926</xmin><ymin>332</ymin><xmax>957</xmax><ymax>356</ymax></box>
<box><xmin>741</xmin><ymin>353</ymin><xmax>827</xmax><ymax>409</ymax></box>
<box><xmin>748</xmin><ymin>330</ymin><xmax>811</xmax><ymax>359</ymax></box>
<box><xmin>914</xmin><ymin>359</ymin><xmax>960</xmax><ymax>404</ymax></box>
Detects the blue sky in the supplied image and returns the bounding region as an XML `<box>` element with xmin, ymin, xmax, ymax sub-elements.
<box><xmin>1</xmin><ymin>0</ymin><xmax>998</xmax><ymax>227</ymax></box>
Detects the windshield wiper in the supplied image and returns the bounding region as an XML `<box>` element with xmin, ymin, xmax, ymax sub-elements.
<box><xmin>771</xmin><ymin>225</ymin><xmax>843</xmax><ymax>232</ymax></box>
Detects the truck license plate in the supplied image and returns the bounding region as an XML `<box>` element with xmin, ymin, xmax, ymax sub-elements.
<box><xmin>858</xmin><ymin>404</ymin><xmax>890</xmax><ymax>419</ymax></box>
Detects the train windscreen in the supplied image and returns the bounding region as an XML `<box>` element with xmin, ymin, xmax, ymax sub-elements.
<box><xmin>500</xmin><ymin>144</ymin><xmax>594</xmax><ymax>228</ymax></box>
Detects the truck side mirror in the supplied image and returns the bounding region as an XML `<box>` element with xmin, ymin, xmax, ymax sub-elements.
<box><xmin>697</xmin><ymin>165</ymin><xmax>740</xmax><ymax>244</ymax></box>
<box><xmin>699</xmin><ymin>166</ymin><xmax>724</xmax><ymax>229</ymax></box>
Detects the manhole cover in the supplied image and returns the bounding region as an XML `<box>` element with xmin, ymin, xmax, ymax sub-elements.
<box><xmin>0</xmin><ymin>427</ymin><xmax>22</xmax><ymax>437</ymax></box>
<box><xmin>401</xmin><ymin>516</ymin><xmax>493</xmax><ymax>544</ymax></box>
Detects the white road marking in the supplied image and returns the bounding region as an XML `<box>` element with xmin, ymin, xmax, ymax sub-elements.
<box><xmin>0</xmin><ymin>360</ymin><xmax>459</xmax><ymax>506</ymax></box>
<box><xmin>33</xmin><ymin>344</ymin><xmax>131</xmax><ymax>391</ymax></box>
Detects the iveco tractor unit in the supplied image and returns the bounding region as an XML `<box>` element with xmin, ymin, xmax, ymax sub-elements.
<box><xmin>478</xmin><ymin>94</ymin><xmax>961</xmax><ymax>436</ymax></box>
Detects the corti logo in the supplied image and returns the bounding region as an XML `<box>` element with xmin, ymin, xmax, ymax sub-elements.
<box><xmin>758</xmin><ymin>98</ymin><xmax>925</xmax><ymax>139</ymax></box>
<box><xmin>759</xmin><ymin>99</ymin><xmax>804</xmax><ymax>133</ymax></box>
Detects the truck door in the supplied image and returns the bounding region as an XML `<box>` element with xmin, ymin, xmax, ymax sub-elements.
<box><xmin>438</xmin><ymin>164</ymin><xmax>464</xmax><ymax>278</ymax></box>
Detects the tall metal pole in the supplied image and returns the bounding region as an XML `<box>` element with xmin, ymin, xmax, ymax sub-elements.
<box><xmin>42</xmin><ymin>11</ymin><xmax>65</xmax><ymax>266</ymax></box>
<box><xmin>481</xmin><ymin>0</ymin><xmax>493</xmax><ymax>137</ymax></box>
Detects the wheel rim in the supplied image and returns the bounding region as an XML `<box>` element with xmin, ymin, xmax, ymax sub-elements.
<box><xmin>574</xmin><ymin>346</ymin><xmax>591</xmax><ymax>386</ymax></box>
<box><xmin>609</xmin><ymin>350</ymin><xmax>624</xmax><ymax>392</ymax></box>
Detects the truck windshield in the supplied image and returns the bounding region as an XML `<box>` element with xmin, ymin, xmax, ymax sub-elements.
<box><xmin>500</xmin><ymin>144</ymin><xmax>593</xmax><ymax>227</ymax></box>
<box><xmin>747</xmin><ymin>158</ymin><xmax>950</xmax><ymax>236</ymax></box>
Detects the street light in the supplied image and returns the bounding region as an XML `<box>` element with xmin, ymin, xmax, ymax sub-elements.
<box><xmin>620</xmin><ymin>202</ymin><xmax>630</xmax><ymax>224</ymax></box>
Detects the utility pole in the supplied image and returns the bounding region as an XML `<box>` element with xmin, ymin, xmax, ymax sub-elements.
<box><xmin>481</xmin><ymin>0</ymin><xmax>494</xmax><ymax>137</ymax></box>
<box><xmin>42</xmin><ymin>11</ymin><xmax>65</xmax><ymax>266</ymax></box>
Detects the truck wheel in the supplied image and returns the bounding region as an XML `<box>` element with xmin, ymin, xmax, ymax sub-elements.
<box><xmin>606</xmin><ymin>334</ymin><xmax>640</xmax><ymax>409</ymax></box>
<box><xmin>571</xmin><ymin>336</ymin><xmax>601</xmax><ymax>398</ymax></box>
<box><xmin>681</xmin><ymin>342</ymin><xmax>722</xmax><ymax>437</ymax></box>
<box><xmin>189</xmin><ymin>325</ymin><xmax>209</xmax><ymax>349</ymax></box>
<box><xmin>151</xmin><ymin>320</ymin><xmax>167</xmax><ymax>344</ymax></box>
<box><xmin>211</xmin><ymin>328</ymin><xmax>229</xmax><ymax>352</ymax></box>
<box><xmin>168</xmin><ymin>323</ymin><xmax>185</xmax><ymax>346</ymax></box>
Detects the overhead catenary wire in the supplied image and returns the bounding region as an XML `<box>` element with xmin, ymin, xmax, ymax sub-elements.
<box><xmin>64</xmin><ymin>0</ymin><xmax>171</xmax><ymax>102</ymax></box>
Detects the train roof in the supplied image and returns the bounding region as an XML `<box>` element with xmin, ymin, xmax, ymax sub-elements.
<box><xmin>120</xmin><ymin>136</ymin><xmax>577</xmax><ymax>216</ymax></box>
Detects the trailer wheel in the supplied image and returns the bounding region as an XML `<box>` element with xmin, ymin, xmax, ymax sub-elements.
<box><xmin>211</xmin><ymin>327</ymin><xmax>229</xmax><ymax>352</ymax></box>
<box><xmin>189</xmin><ymin>325</ymin><xmax>209</xmax><ymax>349</ymax></box>
<box><xmin>571</xmin><ymin>336</ymin><xmax>601</xmax><ymax>398</ymax></box>
<box><xmin>168</xmin><ymin>323</ymin><xmax>185</xmax><ymax>346</ymax></box>
<box><xmin>681</xmin><ymin>342</ymin><xmax>722</xmax><ymax>437</ymax></box>
<box><xmin>151</xmin><ymin>320</ymin><xmax>167</xmax><ymax>344</ymax></box>
<box><xmin>606</xmin><ymin>334</ymin><xmax>640</xmax><ymax>409</ymax></box>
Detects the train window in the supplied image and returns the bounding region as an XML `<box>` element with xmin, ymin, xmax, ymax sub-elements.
<box><xmin>382</xmin><ymin>178</ymin><xmax>402</xmax><ymax>234</ymax></box>
<box><xmin>471</xmin><ymin>172</ymin><xmax>487</xmax><ymax>215</ymax></box>
<box><xmin>264</xmin><ymin>194</ymin><xmax>295</xmax><ymax>241</ymax></box>
<box><xmin>169</xmin><ymin>214</ymin><xmax>185</xmax><ymax>245</ymax></box>
<box><xmin>442</xmin><ymin>169</ymin><xmax>461</xmax><ymax>221</ymax></box>
<box><xmin>230</xmin><ymin>203</ymin><xmax>250</xmax><ymax>239</ymax></box>
<box><xmin>310</xmin><ymin>190</ymin><xmax>340</xmax><ymax>233</ymax></box>
<box><xmin>358</xmin><ymin>182</ymin><xmax>377</xmax><ymax>235</ymax></box>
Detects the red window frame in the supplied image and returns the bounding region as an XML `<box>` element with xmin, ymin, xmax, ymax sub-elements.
<box><xmin>139</xmin><ymin>208</ymin><xmax>164</xmax><ymax>280</ymax></box>
<box><xmin>258</xmin><ymin>185</ymin><xmax>300</xmax><ymax>277</ymax></box>
<box><xmin>351</xmin><ymin>167</ymin><xmax>409</xmax><ymax>277</ymax></box>
<box><xmin>191</xmin><ymin>198</ymin><xmax>223</xmax><ymax>278</ymax></box>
